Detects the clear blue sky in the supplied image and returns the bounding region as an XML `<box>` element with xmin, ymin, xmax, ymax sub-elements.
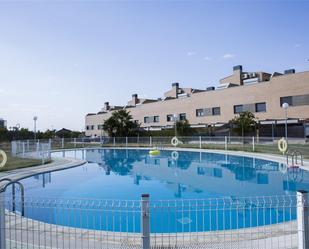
<box><xmin>0</xmin><ymin>1</ymin><xmax>308</xmax><ymax>131</ymax></box>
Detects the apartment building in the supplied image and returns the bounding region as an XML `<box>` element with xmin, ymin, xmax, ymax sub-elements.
<box><xmin>85</xmin><ymin>65</ymin><xmax>309</xmax><ymax>137</ymax></box>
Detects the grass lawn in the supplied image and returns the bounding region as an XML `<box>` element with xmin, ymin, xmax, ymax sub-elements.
<box><xmin>180</xmin><ymin>143</ymin><xmax>309</xmax><ymax>159</ymax></box>
<box><xmin>0</xmin><ymin>152</ymin><xmax>45</xmax><ymax>172</ymax></box>
<box><xmin>0</xmin><ymin>142</ymin><xmax>47</xmax><ymax>172</ymax></box>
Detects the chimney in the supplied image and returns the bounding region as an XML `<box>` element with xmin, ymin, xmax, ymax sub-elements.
<box><xmin>172</xmin><ymin>82</ymin><xmax>179</xmax><ymax>88</ymax></box>
<box><xmin>284</xmin><ymin>69</ymin><xmax>295</xmax><ymax>74</ymax></box>
<box><xmin>233</xmin><ymin>65</ymin><xmax>243</xmax><ymax>85</ymax></box>
<box><xmin>233</xmin><ymin>65</ymin><xmax>243</xmax><ymax>72</ymax></box>
<box><xmin>104</xmin><ymin>102</ymin><xmax>110</xmax><ymax>111</ymax></box>
<box><xmin>172</xmin><ymin>82</ymin><xmax>179</xmax><ymax>98</ymax></box>
<box><xmin>132</xmin><ymin>94</ymin><xmax>138</xmax><ymax>105</ymax></box>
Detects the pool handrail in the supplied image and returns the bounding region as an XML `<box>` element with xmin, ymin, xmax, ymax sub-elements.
<box><xmin>0</xmin><ymin>178</ymin><xmax>25</xmax><ymax>216</ymax></box>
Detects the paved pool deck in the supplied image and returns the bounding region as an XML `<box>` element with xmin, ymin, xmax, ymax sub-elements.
<box><xmin>4</xmin><ymin>210</ymin><xmax>298</xmax><ymax>249</ymax></box>
<box><xmin>0</xmin><ymin>157</ymin><xmax>86</xmax><ymax>187</ymax></box>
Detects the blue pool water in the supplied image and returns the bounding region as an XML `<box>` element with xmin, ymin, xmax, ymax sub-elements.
<box><xmin>6</xmin><ymin>149</ymin><xmax>309</xmax><ymax>232</ymax></box>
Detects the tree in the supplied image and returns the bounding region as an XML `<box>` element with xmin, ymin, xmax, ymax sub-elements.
<box><xmin>175</xmin><ymin>119</ymin><xmax>192</xmax><ymax>136</ymax></box>
<box><xmin>0</xmin><ymin>128</ymin><xmax>8</xmax><ymax>141</ymax></box>
<box><xmin>0</xmin><ymin>127</ymin><xmax>34</xmax><ymax>141</ymax></box>
<box><xmin>0</xmin><ymin>127</ymin><xmax>81</xmax><ymax>142</ymax></box>
<box><xmin>230</xmin><ymin>111</ymin><xmax>257</xmax><ymax>138</ymax></box>
<box><xmin>17</xmin><ymin>128</ymin><xmax>34</xmax><ymax>140</ymax></box>
<box><xmin>103</xmin><ymin>110</ymin><xmax>139</xmax><ymax>137</ymax></box>
<box><xmin>40</xmin><ymin>129</ymin><xmax>56</xmax><ymax>139</ymax></box>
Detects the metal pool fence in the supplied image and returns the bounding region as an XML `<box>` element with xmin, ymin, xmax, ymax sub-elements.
<box><xmin>9</xmin><ymin>136</ymin><xmax>309</xmax><ymax>163</ymax></box>
<box><xmin>0</xmin><ymin>191</ymin><xmax>309</xmax><ymax>249</ymax></box>
<box><xmin>11</xmin><ymin>140</ymin><xmax>51</xmax><ymax>163</ymax></box>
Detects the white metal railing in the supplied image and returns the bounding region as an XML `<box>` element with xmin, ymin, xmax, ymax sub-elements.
<box><xmin>11</xmin><ymin>140</ymin><xmax>51</xmax><ymax>164</ymax></box>
<box><xmin>10</xmin><ymin>136</ymin><xmax>309</xmax><ymax>164</ymax></box>
<box><xmin>0</xmin><ymin>191</ymin><xmax>308</xmax><ymax>248</ymax></box>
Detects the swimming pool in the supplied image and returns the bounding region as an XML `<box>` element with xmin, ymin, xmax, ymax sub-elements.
<box><xmin>6</xmin><ymin>148</ymin><xmax>308</xmax><ymax>233</ymax></box>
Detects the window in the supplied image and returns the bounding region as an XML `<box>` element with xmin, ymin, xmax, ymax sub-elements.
<box><xmin>91</xmin><ymin>125</ymin><xmax>94</xmax><ymax>130</ymax></box>
<box><xmin>144</xmin><ymin>117</ymin><xmax>150</xmax><ymax>123</ymax></box>
<box><xmin>196</xmin><ymin>109</ymin><xmax>204</xmax><ymax>117</ymax></box>
<box><xmin>179</xmin><ymin>113</ymin><xmax>186</xmax><ymax>121</ymax></box>
<box><xmin>280</xmin><ymin>96</ymin><xmax>293</xmax><ymax>106</ymax></box>
<box><xmin>280</xmin><ymin>94</ymin><xmax>309</xmax><ymax>107</ymax></box>
<box><xmin>167</xmin><ymin>114</ymin><xmax>173</xmax><ymax>122</ymax></box>
<box><xmin>154</xmin><ymin>116</ymin><xmax>159</xmax><ymax>123</ymax></box>
<box><xmin>86</xmin><ymin>125</ymin><xmax>90</xmax><ymax>130</ymax></box>
<box><xmin>234</xmin><ymin>105</ymin><xmax>243</xmax><ymax>114</ymax></box>
<box><xmin>255</xmin><ymin>102</ymin><xmax>266</xmax><ymax>112</ymax></box>
<box><xmin>212</xmin><ymin>107</ymin><xmax>221</xmax><ymax>116</ymax></box>
<box><xmin>197</xmin><ymin>107</ymin><xmax>220</xmax><ymax>116</ymax></box>
<box><xmin>293</xmin><ymin>94</ymin><xmax>309</xmax><ymax>106</ymax></box>
<box><xmin>145</xmin><ymin>116</ymin><xmax>159</xmax><ymax>123</ymax></box>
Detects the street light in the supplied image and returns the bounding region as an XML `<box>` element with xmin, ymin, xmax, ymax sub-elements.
<box><xmin>100</xmin><ymin>124</ymin><xmax>104</xmax><ymax>144</ymax></box>
<box><xmin>282</xmin><ymin>103</ymin><xmax>289</xmax><ymax>141</ymax></box>
<box><xmin>33</xmin><ymin>116</ymin><xmax>38</xmax><ymax>140</ymax></box>
<box><xmin>173</xmin><ymin>114</ymin><xmax>178</xmax><ymax>137</ymax></box>
<box><xmin>15</xmin><ymin>123</ymin><xmax>20</xmax><ymax>140</ymax></box>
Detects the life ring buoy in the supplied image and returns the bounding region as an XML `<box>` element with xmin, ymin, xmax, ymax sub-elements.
<box><xmin>0</xmin><ymin>150</ymin><xmax>7</xmax><ymax>168</ymax></box>
<box><xmin>171</xmin><ymin>136</ymin><xmax>179</xmax><ymax>147</ymax></box>
<box><xmin>171</xmin><ymin>151</ymin><xmax>179</xmax><ymax>160</ymax></box>
<box><xmin>278</xmin><ymin>138</ymin><xmax>288</xmax><ymax>154</ymax></box>
<box><xmin>279</xmin><ymin>163</ymin><xmax>287</xmax><ymax>174</ymax></box>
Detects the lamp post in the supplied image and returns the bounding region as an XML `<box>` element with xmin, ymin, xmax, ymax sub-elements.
<box><xmin>100</xmin><ymin>125</ymin><xmax>103</xmax><ymax>144</ymax></box>
<box><xmin>33</xmin><ymin>116</ymin><xmax>38</xmax><ymax>141</ymax></box>
<box><xmin>15</xmin><ymin>123</ymin><xmax>20</xmax><ymax>140</ymax></box>
<box><xmin>282</xmin><ymin>103</ymin><xmax>289</xmax><ymax>141</ymax></box>
<box><xmin>173</xmin><ymin>114</ymin><xmax>178</xmax><ymax>137</ymax></box>
<box><xmin>271</xmin><ymin>121</ymin><xmax>275</xmax><ymax>141</ymax></box>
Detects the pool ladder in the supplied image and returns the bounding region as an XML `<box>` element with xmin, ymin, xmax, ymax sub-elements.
<box><xmin>286</xmin><ymin>150</ymin><xmax>304</xmax><ymax>167</ymax></box>
<box><xmin>0</xmin><ymin>178</ymin><xmax>25</xmax><ymax>216</ymax></box>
